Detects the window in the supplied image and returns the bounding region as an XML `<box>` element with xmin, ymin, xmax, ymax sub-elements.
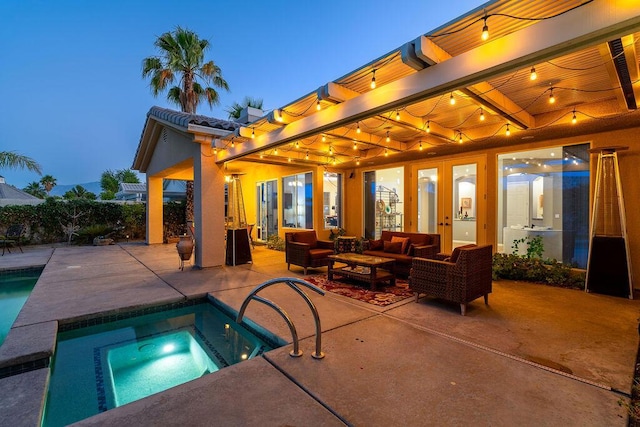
<box><xmin>282</xmin><ymin>172</ymin><xmax>313</xmax><ymax>229</ymax></box>
<box><xmin>363</xmin><ymin>167</ymin><xmax>404</xmax><ymax>239</ymax></box>
<box><xmin>497</xmin><ymin>143</ymin><xmax>589</xmax><ymax>267</ymax></box>
<box><xmin>323</xmin><ymin>172</ymin><xmax>342</xmax><ymax>229</ymax></box>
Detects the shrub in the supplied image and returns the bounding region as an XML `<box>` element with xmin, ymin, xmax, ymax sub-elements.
<box><xmin>266</xmin><ymin>235</ymin><xmax>285</xmax><ymax>251</ymax></box>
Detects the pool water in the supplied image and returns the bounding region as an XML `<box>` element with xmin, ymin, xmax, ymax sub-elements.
<box><xmin>43</xmin><ymin>300</ymin><xmax>281</xmax><ymax>427</ymax></box>
<box><xmin>0</xmin><ymin>267</ymin><xmax>42</xmax><ymax>346</ymax></box>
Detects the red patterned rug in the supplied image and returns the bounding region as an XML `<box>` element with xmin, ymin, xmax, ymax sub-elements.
<box><xmin>304</xmin><ymin>274</ymin><xmax>414</xmax><ymax>307</ymax></box>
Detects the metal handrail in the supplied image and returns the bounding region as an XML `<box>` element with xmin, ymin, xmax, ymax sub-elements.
<box><xmin>236</xmin><ymin>277</ymin><xmax>325</xmax><ymax>359</ymax></box>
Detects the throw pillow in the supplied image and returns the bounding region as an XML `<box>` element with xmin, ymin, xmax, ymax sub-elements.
<box><xmin>391</xmin><ymin>236</ymin><xmax>411</xmax><ymax>254</ymax></box>
<box><xmin>383</xmin><ymin>241</ymin><xmax>402</xmax><ymax>254</ymax></box>
<box><xmin>369</xmin><ymin>239</ymin><xmax>384</xmax><ymax>250</ymax></box>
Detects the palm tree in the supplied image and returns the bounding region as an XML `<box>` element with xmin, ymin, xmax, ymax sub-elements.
<box><xmin>142</xmin><ymin>27</ymin><xmax>229</xmax><ymax>114</ymax></box>
<box><xmin>40</xmin><ymin>174</ymin><xmax>57</xmax><ymax>196</ymax></box>
<box><xmin>63</xmin><ymin>185</ymin><xmax>96</xmax><ymax>200</ymax></box>
<box><xmin>0</xmin><ymin>151</ymin><xmax>42</xmax><ymax>175</ymax></box>
<box><xmin>23</xmin><ymin>181</ymin><xmax>46</xmax><ymax>198</ymax></box>
<box><xmin>225</xmin><ymin>96</ymin><xmax>264</xmax><ymax>120</ymax></box>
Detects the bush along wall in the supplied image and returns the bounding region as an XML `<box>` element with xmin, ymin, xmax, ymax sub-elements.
<box><xmin>0</xmin><ymin>199</ymin><xmax>183</xmax><ymax>246</ymax></box>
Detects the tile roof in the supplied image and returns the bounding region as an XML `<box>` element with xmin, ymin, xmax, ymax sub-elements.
<box><xmin>0</xmin><ymin>181</ymin><xmax>40</xmax><ymax>200</ymax></box>
<box><xmin>147</xmin><ymin>106</ymin><xmax>240</xmax><ymax>131</ymax></box>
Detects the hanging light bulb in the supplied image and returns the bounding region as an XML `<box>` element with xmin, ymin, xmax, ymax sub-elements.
<box><xmin>426</xmin><ymin>121</ymin><xmax>431</xmax><ymax>133</ymax></box>
<box><xmin>213</xmin><ymin>146</ymin><xmax>218</xmax><ymax>155</ymax></box>
<box><xmin>386</xmin><ymin>131</ymin><xmax>390</xmax><ymax>143</ymax></box>
<box><xmin>332</xmin><ymin>157</ymin><xmax>337</xmax><ymax>165</ymax></box>
<box><xmin>450</xmin><ymin>92</ymin><xmax>456</xmax><ymax>105</ymax></box>
<box><xmin>295</xmin><ymin>140</ymin><xmax>299</xmax><ymax>149</ymax></box>
<box><xmin>259</xmin><ymin>152</ymin><xmax>264</xmax><ymax>159</ymax></box>
<box><xmin>276</xmin><ymin>111</ymin><xmax>284</xmax><ymax>122</ymax></box>
<box><xmin>572</xmin><ymin>109</ymin><xmax>577</xmax><ymax>124</ymax></box>
<box><xmin>384</xmin><ymin>148</ymin><xmax>389</xmax><ymax>157</ymax></box>
<box><xmin>549</xmin><ymin>88</ymin><xmax>555</xmax><ymax>104</ymax></box>
<box><xmin>316</xmin><ymin>98</ymin><xmax>321</xmax><ymax>110</ymax></box>
<box><xmin>480</xmin><ymin>109</ymin><xmax>485</xmax><ymax>121</ymax></box>
<box><xmin>305</xmin><ymin>151</ymin><xmax>309</xmax><ymax>160</ymax></box>
<box><xmin>231</xmin><ymin>139</ymin><xmax>235</xmax><ymax>148</ymax></box>
<box><xmin>419</xmin><ymin>141</ymin><xmax>423</xmax><ymax>151</ymax></box>
<box><xmin>356</xmin><ymin>158</ymin><xmax>360</xmax><ymax>165</ymax></box>
<box><xmin>370</xmin><ymin>69</ymin><xmax>376</xmax><ymax>89</ymax></box>
<box><xmin>530</xmin><ymin>66</ymin><xmax>537</xmax><ymax>81</ymax></box>
<box><xmin>356</xmin><ymin>122</ymin><xmax>361</xmax><ymax>134</ymax></box>
<box><xmin>287</xmin><ymin>157</ymin><xmax>292</xmax><ymax>162</ymax></box>
<box><xmin>274</xmin><ymin>147</ymin><xmax>278</xmax><ymax>155</ymax></box>
<box><xmin>353</xmin><ymin>140</ymin><xmax>357</xmax><ymax>150</ymax></box>
<box><xmin>329</xmin><ymin>146</ymin><xmax>333</xmax><ymax>155</ymax></box>
<box><xmin>251</xmin><ymin>128</ymin><xmax>255</xmax><ymax>139</ymax></box>
<box><xmin>506</xmin><ymin>123</ymin><xmax>511</xmax><ymax>136</ymax></box>
<box><xmin>322</xmin><ymin>134</ymin><xmax>326</xmax><ymax>142</ymax></box>
<box><xmin>458</xmin><ymin>132</ymin><xmax>463</xmax><ymax>143</ymax></box>
<box><xmin>481</xmin><ymin>16</ymin><xmax>489</xmax><ymax>41</ymax></box>
<box><xmin>395</xmin><ymin>110</ymin><xmax>400</xmax><ymax>121</ymax></box>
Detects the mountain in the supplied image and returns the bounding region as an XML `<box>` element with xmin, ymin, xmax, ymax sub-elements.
<box><xmin>49</xmin><ymin>181</ymin><xmax>102</xmax><ymax>197</ymax></box>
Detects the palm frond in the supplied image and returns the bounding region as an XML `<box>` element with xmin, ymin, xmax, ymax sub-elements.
<box><xmin>204</xmin><ymin>87</ymin><xmax>221</xmax><ymax>108</ymax></box>
<box><xmin>167</xmin><ymin>87</ymin><xmax>182</xmax><ymax>108</ymax></box>
<box><xmin>0</xmin><ymin>151</ymin><xmax>42</xmax><ymax>174</ymax></box>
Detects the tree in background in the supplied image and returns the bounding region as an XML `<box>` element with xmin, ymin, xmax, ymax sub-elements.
<box><xmin>142</xmin><ymin>26</ymin><xmax>229</xmax><ymax>114</ymax></box>
<box><xmin>23</xmin><ymin>181</ymin><xmax>46</xmax><ymax>198</ymax></box>
<box><xmin>100</xmin><ymin>169</ymin><xmax>140</xmax><ymax>200</ymax></box>
<box><xmin>39</xmin><ymin>174</ymin><xmax>57</xmax><ymax>196</ymax></box>
<box><xmin>225</xmin><ymin>96</ymin><xmax>264</xmax><ymax>120</ymax></box>
<box><xmin>0</xmin><ymin>151</ymin><xmax>42</xmax><ymax>175</ymax></box>
<box><xmin>63</xmin><ymin>185</ymin><xmax>97</xmax><ymax>200</ymax></box>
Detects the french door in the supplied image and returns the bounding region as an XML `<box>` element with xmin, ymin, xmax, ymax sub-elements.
<box><xmin>413</xmin><ymin>155</ymin><xmax>486</xmax><ymax>254</ymax></box>
<box><xmin>256</xmin><ymin>180</ymin><xmax>278</xmax><ymax>243</ymax></box>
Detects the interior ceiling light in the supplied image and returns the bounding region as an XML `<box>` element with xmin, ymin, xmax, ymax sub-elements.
<box><xmin>549</xmin><ymin>88</ymin><xmax>556</xmax><ymax>104</ymax></box>
<box><xmin>506</xmin><ymin>123</ymin><xmax>511</xmax><ymax>136</ymax></box>
<box><xmin>530</xmin><ymin>66</ymin><xmax>537</xmax><ymax>81</ymax></box>
<box><xmin>481</xmin><ymin>16</ymin><xmax>489</xmax><ymax>41</ymax></box>
<box><xmin>316</xmin><ymin>98</ymin><xmax>321</xmax><ymax>110</ymax></box>
<box><xmin>395</xmin><ymin>110</ymin><xmax>400</xmax><ymax>121</ymax></box>
<box><xmin>356</xmin><ymin>122</ymin><xmax>361</xmax><ymax>134</ymax></box>
<box><xmin>386</xmin><ymin>131</ymin><xmax>390</xmax><ymax>143</ymax></box>
<box><xmin>480</xmin><ymin>109</ymin><xmax>485</xmax><ymax>121</ymax></box>
<box><xmin>370</xmin><ymin>69</ymin><xmax>376</xmax><ymax>89</ymax></box>
<box><xmin>572</xmin><ymin>109</ymin><xmax>577</xmax><ymax>124</ymax></box>
<box><xmin>450</xmin><ymin>93</ymin><xmax>456</xmax><ymax>105</ymax></box>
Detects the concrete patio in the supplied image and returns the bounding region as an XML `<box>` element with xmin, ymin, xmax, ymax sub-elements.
<box><xmin>0</xmin><ymin>243</ymin><xmax>638</xmax><ymax>426</ymax></box>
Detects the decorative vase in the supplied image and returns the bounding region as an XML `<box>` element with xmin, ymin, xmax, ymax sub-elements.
<box><xmin>176</xmin><ymin>235</ymin><xmax>194</xmax><ymax>261</ymax></box>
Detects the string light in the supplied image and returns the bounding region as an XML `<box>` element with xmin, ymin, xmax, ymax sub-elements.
<box><xmin>231</xmin><ymin>139</ymin><xmax>235</xmax><ymax>148</ymax></box>
<box><xmin>316</xmin><ymin>98</ymin><xmax>321</xmax><ymax>110</ymax></box>
<box><xmin>295</xmin><ymin>141</ymin><xmax>299</xmax><ymax>149</ymax></box>
<box><xmin>386</xmin><ymin>131</ymin><xmax>390</xmax><ymax>143</ymax></box>
<box><xmin>506</xmin><ymin>123</ymin><xmax>511</xmax><ymax>136</ymax></box>
<box><xmin>332</xmin><ymin>157</ymin><xmax>337</xmax><ymax>165</ymax></box>
<box><xmin>481</xmin><ymin>16</ymin><xmax>489</xmax><ymax>41</ymax></box>
<box><xmin>259</xmin><ymin>152</ymin><xmax>263</xmax><ymax>159</ymax></box>
<box><xmin>449</xmin><ymin>92</ymin><xmax>456</xmax><ymax>105</ymax></box>
<box><xmin>356</xmin><ymin>122</ymin><xmax>361</xmax><ymax>134</ymax></box>
<box><xmin>251</xmin><ymin>128</ymin><xmax>255</xmax><ymax>139</ymax></box>
<box><xmin>305</xmin><ymin>151</ymin><xmax>309</xmax><ymax>160</ymax></box>
<box><xmin>276</xmin><ymin>112</ymin><xmax>283</xmax><ymax>122</ymax></box>
<box><xmin>426</xmin><ymin>121</ymin><xmax>430</xmax><ymax>133</ymax></box>
<box><xmin>329</xmin><ymin>146</ymin><xmax>333</xmax><ymax>155</ymax></box>
<box><xmin>530</xmin><ymin>66</ymin><xmax>537</xmax><ymax>81</ymax></box>
<box><xmin>458</xmin><ymin>132</ymin><xmax>463</xmax><ymax>143</ymax></box>
<box><xmin>356</xmin><ymin>158</ymin><xmax>360</xmax><ymax>165</ymax></box>
<box><xmin>572</xmin><ymin>109</ymin><xmax>577</xmax><ymax>124</ymax></box>
<box><xmin>480</xmin><ymin>109</ymin><xmax>485</xmax><ymax>121</ymax></box>
<box><xmin>274</xmin><ymin>147</ymin><xmax>278</xmax><ymax>155</ymax></box>
<box><xmin>288</xmin><ymin>157</ymin><xmax>292</xmax><ymax>162</ymax></box>
<box><xmin>395</xmin><ymin>110</ymin><xmax>400</xmax><ymax>121</ymax></box>
<box><xmin>549</xmin><ymin>87</ymin><xmax>555</xmax><ymax>104</ymax></box>
<box><xmin>213</xmin><ymin>146</ymin><xmax>218</xmax><ymax>155</ymax></box>
<box><xmin>322</xmin><ymin>134</ymin><xmax>326</xmax><ymax>142</ymax></box>
<box><xmin>353</xmin><ymin>140</ymin><xmax>357</xmax><ymax>150</ymax></box>
<box><xmin>419</xmin><ymin>141</ymin><xmax>423</xmax><ymax>151</ymax></box>
<box><xmin>370</xmin><ymin>69</ymin><xmax>376</xmax><ymax>89</ymax></box>
<box><xmin>384</xmin><ymin>148</ymin><xmax>389</xmax><ymax>157</ymax></box>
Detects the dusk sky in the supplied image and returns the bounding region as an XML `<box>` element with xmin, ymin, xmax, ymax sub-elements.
<box><xmin>1</xmin><ymin>0</ymin><xmax>482</xmax><ymax>189</ymax></box>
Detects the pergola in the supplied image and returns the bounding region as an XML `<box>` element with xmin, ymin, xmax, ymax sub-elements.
<box><xmin>134</xmin><ymin>0</ymin><xmax>640</xmax><ymax>269</ymax></box>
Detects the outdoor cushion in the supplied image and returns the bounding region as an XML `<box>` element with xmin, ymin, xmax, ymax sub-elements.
<box><xmin>391</xmin><ymin>236</ymin><xmax>411</xmax><ymax>254</ymax></box>
<box><xmin>309</xmin><ymin>248</ymin><xmax>333</xmax><ymax>260</ymax></box>
<box><xmin>369</xmin><ymin>239</ymin><xmax>384</xmax><ymax>250</ymax></box>
<box><xmin>293</xmin><ymin>231</ymin><xmax>318</xmax><ymax>248</ymax></box>
<box><xmin>383</xmin><ymin>241</ymin><xmax>403</xmax><ymax>254</ymax></box>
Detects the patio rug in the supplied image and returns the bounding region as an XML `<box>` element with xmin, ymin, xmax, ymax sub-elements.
<box><xmin>304</xmin><ymin>274</ymin><xmax>414</xmax><ymax>307</ymax></box>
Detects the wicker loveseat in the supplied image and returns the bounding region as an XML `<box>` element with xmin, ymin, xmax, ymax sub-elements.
<box><xmin>285</xmin><ymin>230</ymin><xmax>335</xmax><ymax>275</ymax></box>
<box><xmin>362</xmin><ymin>231</ymin><xmax>440</xmax><ymax>277</ymax></box>
<box><xmin>409</xmin><ymin>244</ymin><xmax>493</xmax><ymax>315</ymax></box>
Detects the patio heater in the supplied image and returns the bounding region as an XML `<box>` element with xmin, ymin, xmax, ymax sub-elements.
<box><xmin>585</xmin><ymin>146</ymin><xmax>633</xmax><ymax>298</ymax></box>
<box><xmin>225</xmin><ymin>174</ymin><xmax>252</xmax><ymax>266</ymax></box>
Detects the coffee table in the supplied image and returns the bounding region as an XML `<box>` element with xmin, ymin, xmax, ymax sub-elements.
<box><xmin>327</xmin><ymin>253</ymin><xmax>396</xmax><ymax>290</ymax></box>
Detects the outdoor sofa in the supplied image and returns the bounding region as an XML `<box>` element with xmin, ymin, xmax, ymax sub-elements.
<box><xmin>362</xmin><ymin>231</ymin><xmax>440</xmax><ymax>277</ymax></box>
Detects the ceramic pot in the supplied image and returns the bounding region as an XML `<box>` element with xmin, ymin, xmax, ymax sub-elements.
<box><xmin>176</xmin><ymin>235</ymin><xmax>194</xmax><ymax>260</ymax></box>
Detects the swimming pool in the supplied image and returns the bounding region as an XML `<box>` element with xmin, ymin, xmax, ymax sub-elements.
<box><xmin>42</xmin><ymin>298</ymin><xmax>283</xmax><ymax>427</ymax></box>
<box><xmin>0</xmin><ymin>267</ymin><xmax>42</xmax><ymax>346</ymax></box>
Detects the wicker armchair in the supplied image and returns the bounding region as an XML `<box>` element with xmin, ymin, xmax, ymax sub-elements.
<box><xmin>285</xmin><ymin>231</ymin><xmax>335</xmax><ymax>275</ymax></box>
<box><xmin>409</xmin><ymin>244</ymin><xmax>493</xmax><ymax>315</ymax></box>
